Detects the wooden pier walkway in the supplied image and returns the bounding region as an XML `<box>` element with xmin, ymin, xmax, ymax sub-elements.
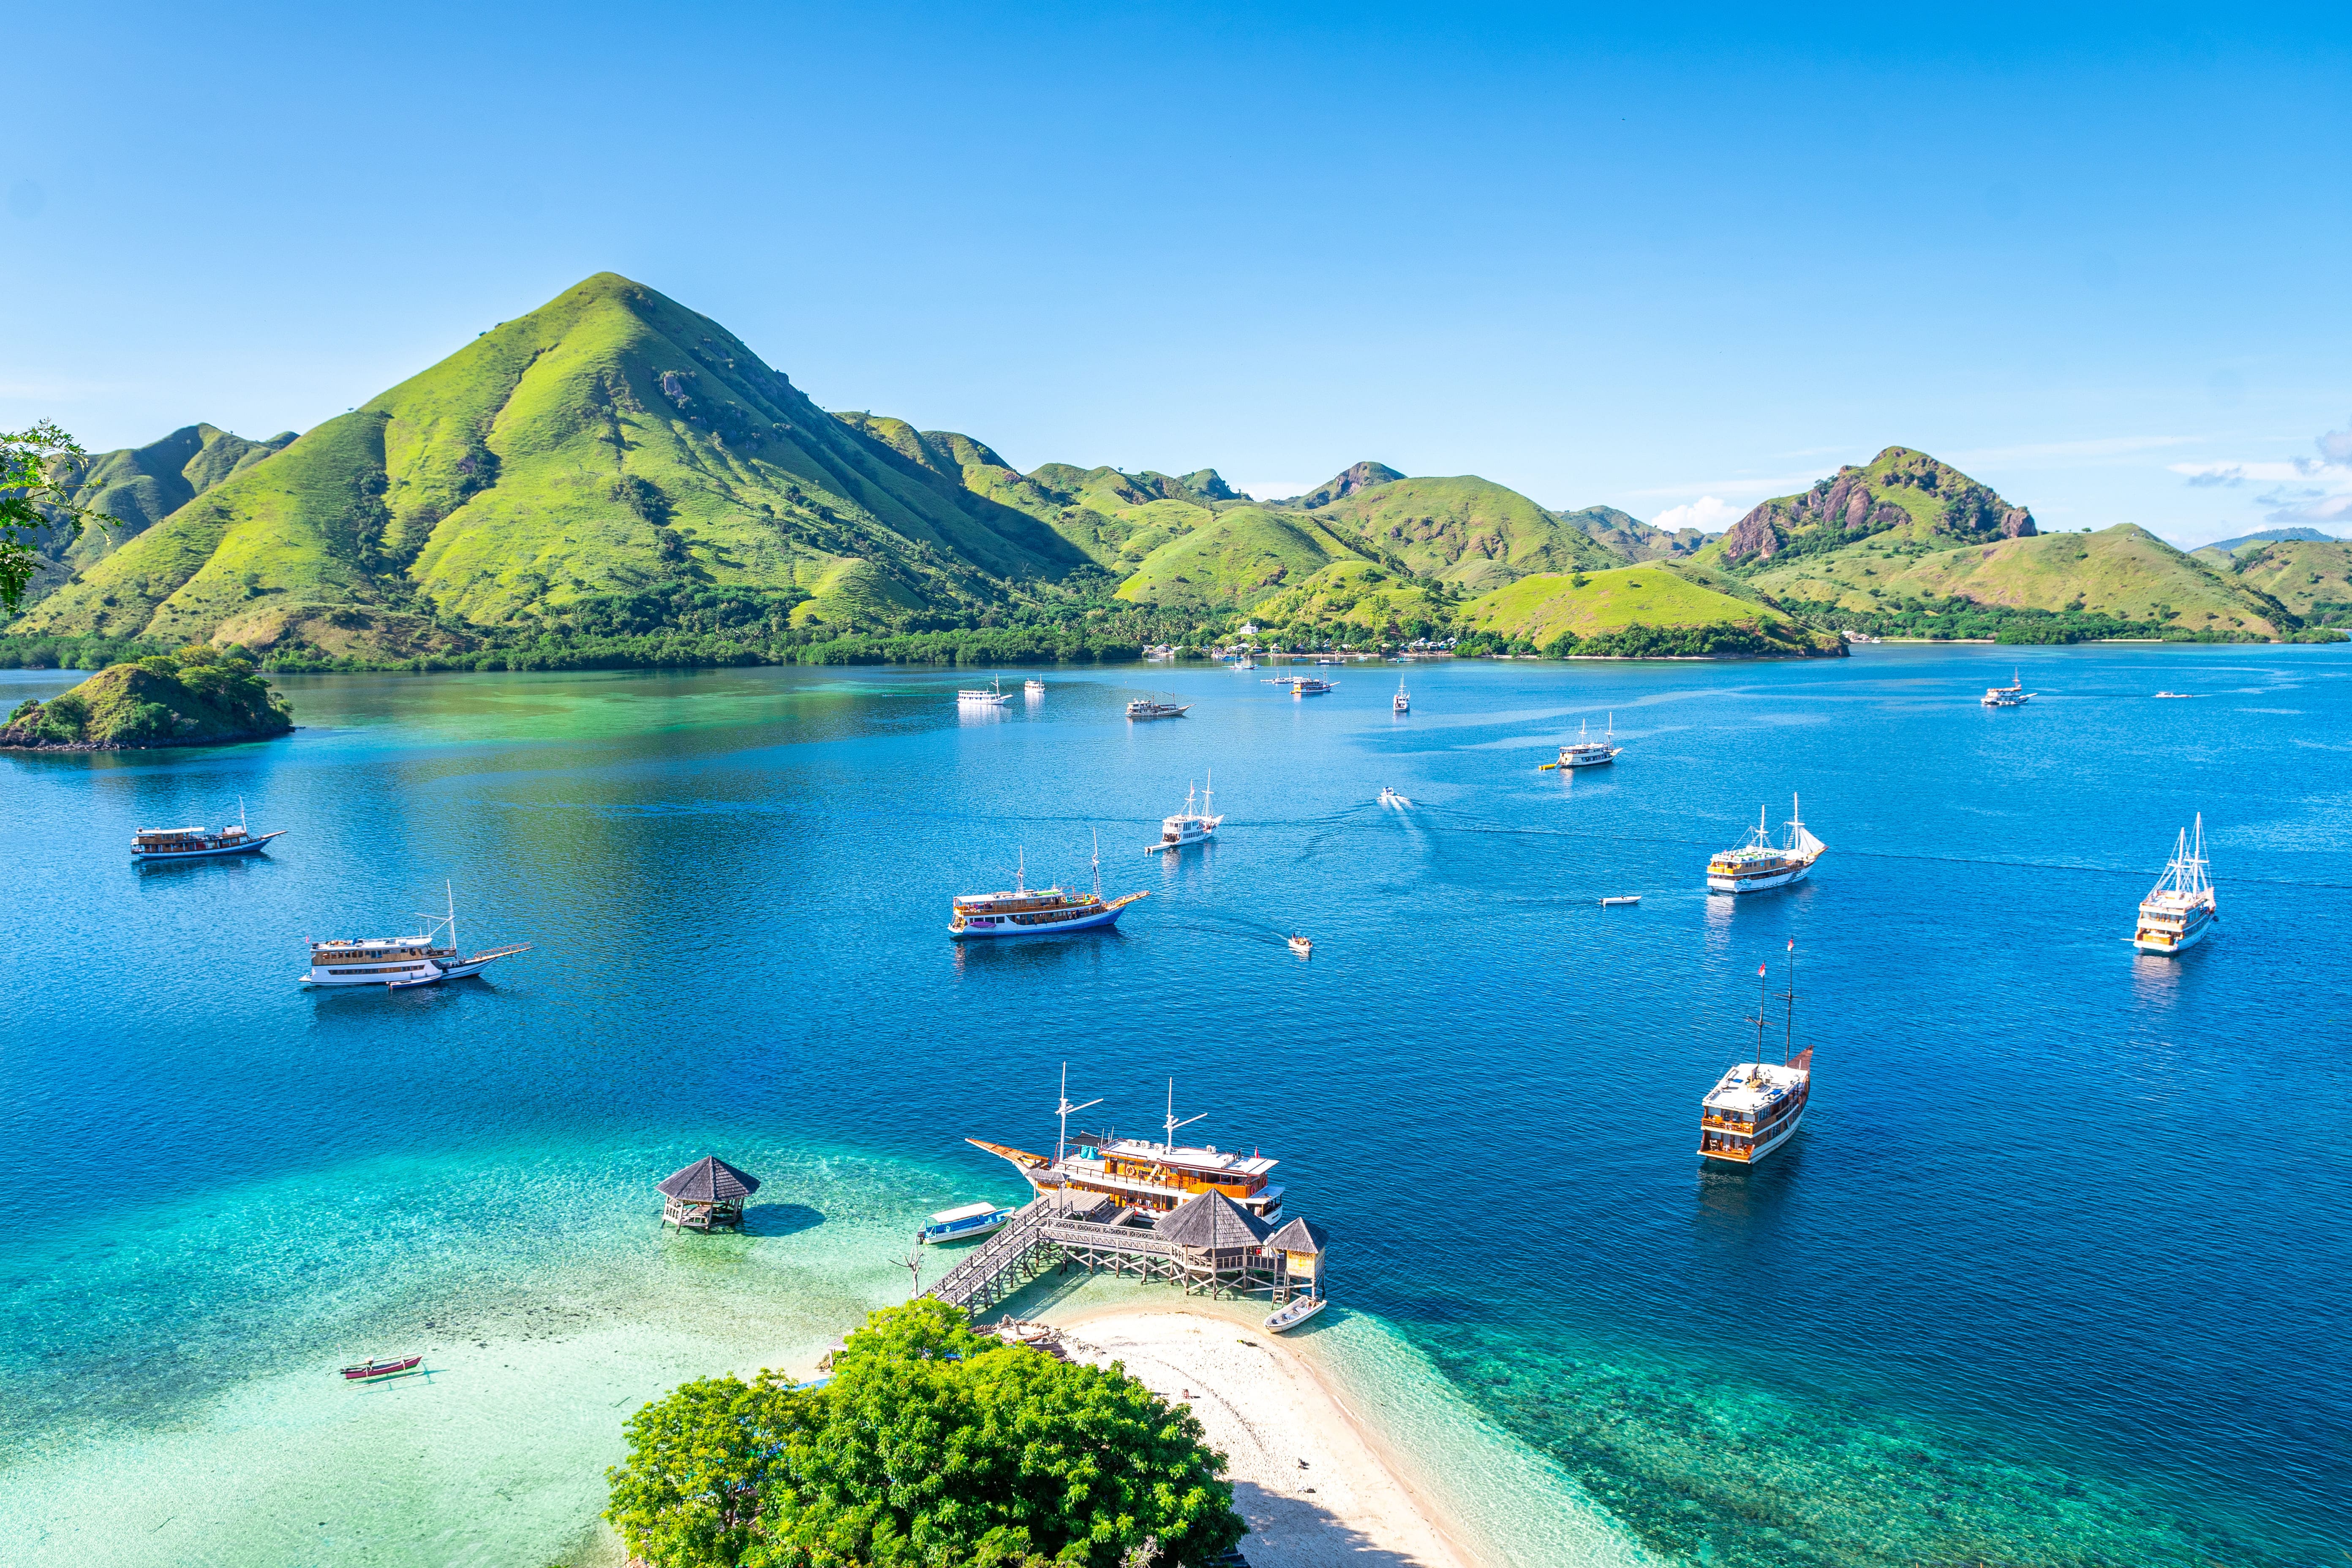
<box><xmin>926</xmin><ymin>1189</ymin><xmax>1324</xmax><ymax>1314</ymax></box>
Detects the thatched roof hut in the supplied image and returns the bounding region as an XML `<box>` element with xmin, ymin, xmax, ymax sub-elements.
<box><xmin>658</xmin><ymin>1156</ymin><xmax>761</xmax><ymax>1230</ymax></box>
<box><xmin>1156</xmin><ymin>1190</ymin><xmax>1271</xmax><ymax>1250</ymax></box>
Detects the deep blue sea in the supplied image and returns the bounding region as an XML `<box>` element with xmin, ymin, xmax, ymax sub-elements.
<box><xmin>3</xmin><ymin>645</ymin><xmax>2347</xmax><ymax>1568</ymax></box>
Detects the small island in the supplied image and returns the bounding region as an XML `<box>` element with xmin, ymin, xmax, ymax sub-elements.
<box><xmin>1</xmin><ymin>645</ymin><xmax>293</xmax><ymax>750</ymax></box>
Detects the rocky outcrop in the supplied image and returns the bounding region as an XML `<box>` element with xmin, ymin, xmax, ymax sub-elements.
<box><xmin>1297</xmin><ymin>461</ymin><xmax>1406</xmax><ymax>508</ymax></box>
<box><xmin>1720</xmin><ymin>447</ymin><xmax>2036</xmax><ymax>567</ymax></box>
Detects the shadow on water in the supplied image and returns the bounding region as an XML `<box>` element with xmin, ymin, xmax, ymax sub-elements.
<box><xmin>1226</xmin><ymin>1481</ymin><xmax>1428</xmax><ymax>1568</ymax></box>
<box><xmin>740</xmin><ymin>1202</ymin><xmax>826</xmax><ymax>1238</ymax></box>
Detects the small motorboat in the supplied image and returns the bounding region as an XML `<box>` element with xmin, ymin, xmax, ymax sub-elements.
<box><xmin>341</xmin><ymin>1355</ymin><xmax>422</xmax><ymax>1381</ymax></box>
<box><xmin>1599</xmin><ymin>895</ymin><xmax>1641</xmax><ymax>906</ymax></box>
<box><xmin>1288</xmin><ymin>933</ymin><xmax>1312</xmax><ymax>958</ymax></box>
<box><xmin>1378</xmin><ymin>787</ymin><xmax>1411</xmax><ymax>807</ymax></box>
<box><xmin>920</xmin><ymin>1202</ymin><xmax>1014</xmax><ymax>1244</ymax></box>
<box><xmin>1263</xmin><ymin>1294</ymin><xmax>1326</xmax><ymax>1333</ymax></box>
<box><xmin>2154</xmin><ymin>691</ymin><xmax>2191</xmax><ymax>699</ymax></box>
<box><xmin>387</xmin><ymin>944</ymin><xmax>532</xmax><ymax>989</ymax></box>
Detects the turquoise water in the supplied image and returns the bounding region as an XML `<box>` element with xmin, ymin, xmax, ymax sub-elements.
<box><xmin>3</xmin><ymin>648</ymin><xmax>2347</xmax><ymax>1566</ymax></box>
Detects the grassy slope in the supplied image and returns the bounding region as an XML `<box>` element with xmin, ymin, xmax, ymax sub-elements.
<box><xmin>16</xmin><ymin>275</ymin><xmax>1092</xmax><ymax>651</ymax></box>
<box><xmin>1113</xmin><ymin>506</ymin><xmax>1377</xmax><ymax>611</ymax></box>
<box><xmin>1462</xmin><ymin>564</ymin><xmax>1804</xmax><ymax>643</ymax></box>
<box><xmin>1564</xmin><ymin>505</ymin><xmax>1700</xmax><ymax>562</ymax></box>
<box><xmin>2197</xmin><ymin>539</ymin><xmax>2352</xmax><ymax>619</ymax></box>
<box><xmin>1307</xmin><ymin>476</ymin><xmax>1619</xmax><ymax>590</ymax></box>
<box><xmin>1</xmin><ymin>652</ymin><xmax>291</xmax><ymax>746</ymax></box>
<box><xmin>25</xmin><ymin>425</ymin><xmax>294</xmax><ymax>600</ymax></box>
<box><xmin>1749</xmin><ymin>524</ymin><xmax>2292</xmax><ymax>635</ymax></box>
<box><xmin>1244</xmin><ymin>559</ymin><xmax>1454</xmax><ymax>636</ymax></box>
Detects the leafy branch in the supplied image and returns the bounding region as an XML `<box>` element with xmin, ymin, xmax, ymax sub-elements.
<box><xmin>0</xmin><ymin>422</ymin><xmax>119</xmax><ymax>616</ymax></box>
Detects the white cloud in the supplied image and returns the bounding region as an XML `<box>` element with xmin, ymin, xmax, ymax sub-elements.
<box><xmin>2170</xmin><ymin>458</ymin><xmax>2342</xmax><ymax>484</ymax></box>
<box><xmin>1650</xmin><ymin>495</ymin><xmax>1746</xmax><ymax>532</ymax></box>
<box><xmin>1236</xmin><ymin>480</ymin><xmax>1318</xmax><ymax>501</ymax></box>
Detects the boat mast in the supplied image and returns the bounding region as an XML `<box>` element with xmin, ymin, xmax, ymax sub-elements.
<box><xmin>1747</xmin><ymin>959</ymin><xmax>1769</xmax><ymax>1076</ymax></box>
<box><xmin>1018</xmin><ymin>847</ymin><xmax>1027</xmax><ymax>895</ymax></box>
<box><xmin>1055</xmin><ymin>1062</ymin><xmax>1104</xmax><ymax>1171</ymax></box>
<box><xmin>1162</xmin><ymin>1078</ymin><xmax>1207</xmax><ymax>1153</ymax></box>
<box><xmin>1091</xmin><ymin>831</ymin><xmax>1101</xmax><ymax>899</ymax></box>
<box><xmin>1204</xmin><ymin>768</ymin><xmax>1213</xmax><ymax>819</ymax></box>
<box><xmin>447</xmin><ymin>880</ymin><xmax>457</xmax><ymax>956</ymax></box>
<box><xmin>1783</xmin><ymin>938</ymin><xmax>1796</xmax><ymax>1066</ymax></box>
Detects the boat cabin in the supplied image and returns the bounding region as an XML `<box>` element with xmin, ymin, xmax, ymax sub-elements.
<box><xmin>1058</xmin><ymin>1136</ymin><xmax>1284</xmax><ymax>1217</ymax></box>
<box><xmin>1698</xmin><ymin>1060</ymin><xmax>1809</xmax><ymax>1162</ymax></box>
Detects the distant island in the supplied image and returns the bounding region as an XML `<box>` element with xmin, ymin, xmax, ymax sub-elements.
<box><xmin>1</xmin><ymin>646</ymin><xmax>291</xmax><ymax>750</ymax></box>
<box><xmin>5</xmin><ymin>271</ymin><xmax>2341</xmax><ymax>672</ymax></box>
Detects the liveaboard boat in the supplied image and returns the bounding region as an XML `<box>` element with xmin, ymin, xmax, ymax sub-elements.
<box><xmin>949</xmin><ymin>842</ymin><xmax>1147</xmax><ymax>939</ymax></box>
<box><xmin>1126</xmin><ymin>698</ymin><xmax>1189</xmax><ymax>719</ymax></box>
<box><xmin>1147</xmin><ymin>776</ymin><xmax>1222</xmax><ymax>853</ymax></box>
<box><xmin>1707</xmin><ymin>795</ymin><xmax>1826</xmax><ymax>893</ymax></box>
<box><xmin>1557</xmin><ymin>714</ymin><xmax>1620</xmax><ymax>768</ymax></box>
<box><xmin>2133</xmin><ymin>814</ymin><xmax>2218</xmax><ymax>954</ymax></box>
<box><xmin>958</xmin><ymin>678</ymin><xmax>1010</xmax><ymax>705</ymax></box>
<box><xmin>1394</xmin><ymin>678</ymin><xmax>1410</xmax><ymax>713</ymax></box>
<box><xmin>1981</xmin><ymin>670</ymin><xmax>2031</xmax><ymax>707</ymax></box>
<box><xmin>132</xmin><ymin>799</ymin><xmax>284</xmax><ymax>860</ymax></box>
<box><xmin>1024</xmin><ymin>679</ymin><xmax>1045</xmax><ymax>694</ymax></box>
<box><xmin>969</xmin><ymin>1069</ymin><xmax>1285</xmax><ymax>1220</ymax></box>
<box><xmin>301</xmin><ymin>885</ymin><xmax>531</xmax><ymax>988</ymax></box>
<box><xmin>920</xmin><ymin>1202</ymin><xmax>1015</xmax><ymax>1244</ymax></box>
<box><xmin>1698</xmin><ymin>943</ymin><xmax>1813</xmax><ymax>1166</ymax></box>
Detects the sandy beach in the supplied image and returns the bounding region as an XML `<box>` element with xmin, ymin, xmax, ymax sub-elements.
<box><xmin>1045</xmin><ymin>1307</ymin><xmax>1476</xmax><ymax>1568</ymax></box>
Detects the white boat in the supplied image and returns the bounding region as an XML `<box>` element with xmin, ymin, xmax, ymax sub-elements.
<box><xmin>2134</xmin><ymin>814</ymin><xmax>2218</xmax><ymax>954</ymax></box>
<box><xmin>1288</xmin><ymin>933</ymin><xmax>1312</xmax><ymax>958</ymax></box>
<box><xmin>1699</xmin><ymin>944</ymin><xmax>1813</xmax><ymax>1166</ymax></box>
<box><xmin>1599</xmin><ymin>895</ymin><xmax>1641</xmax><ymax>906</ymax></box>
<box><xmin>1394</xmin><ymin>678</ymin><xmax>1410</xmax><ymax>714</ymax></box>
<box><xmin>920</xmin><ymin>1202</ymin><xmax>1014</xmax><ymax>1244</ymax></box>
<box><xmin>1024</xmin><ymin>679</ymin><xmax>1045</xmax><ymax>694</ymax></box>
<box><xmin>1126</xmin><ymin>698</ymin><xmax>1189</xmax><ymax>719</ymax></box>
<box><xmin>302</xmin><ymin>884</ymin><xmax>531</xmax><ymax>987</ymax></box>
<box><xmin>950</xmin><ymin>841</ymin><xmax>1147</xmax><ymax>939</ymax></box>
<box><xmin>1982</xmin><ymin>670</ymin><xmax>2031</xmax><ymax>707</ymax></box>
<box><xmin>1236</xmin><ymin>656</ymin><xmax>1256</xmax><ymax>670</ymax></box>
<box><xmin>1707</xmin><ymin>795</ymin><xmax>1825</xmax><ymax>893</ymax></box>
<box><xmin>1558</xmin><ymin>714</ymin><xmax>1620</xmax><ymax>768</ymax></box>
<box><xmin>1262</xmin><ymin>676</ymin><xmax>1332</xmax><ymax>697</ymax></box>
<box><xmin>132</xmin><ymin>798</ymin><xmax>283</xmax><ymax>860</ymax></box>
<box><xmin>958</xmin><ymin>679</ymin><xmax>1011</xmax><ymax>705</ymax></box>
<box><xmin>1147</xmin><ymin>775</ymin><xmax>1223</xmax><ymax>853</ymax></box>
<box><xmin>1378</xmin><ymin>786</ymin><xmax>1411</xmax><ymax>807</ymax></box>
<box><xmin>1263</xmin><ymin>1293</ymin><xmax>1326</xmax><ymax>1333</ymax></box>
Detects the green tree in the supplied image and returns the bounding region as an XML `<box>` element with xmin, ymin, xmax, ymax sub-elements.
<box><xmin>607</xmin><ymin>1300</ymin><xmax>1245</xmax><ymax>1568</ymax></box>
<box><xmin>0</xmin><ymin>421</ymin><xmax>117</xmax><ymax>615</ymax></box>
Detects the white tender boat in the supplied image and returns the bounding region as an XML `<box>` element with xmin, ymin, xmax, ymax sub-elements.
<box><xmin>2134</xmin><ymin>814</ymin><xmax>2217</xmax><ymax>954</ymax></box>
<box><xmin>1599</xmin><ymin>895</ymin><xmax>1640</xmax><ymax>906</ymax></box>
<box><xmin>1558</xmin><ymin>714</ymin><xmax>1621</xmax><ymax>768</ymax></box>
<box><xmin>1707</xmin><ymin>795</ymin><xmax>1825</xmax><ymax>893</ymax></box>
<box><xmin>958</xmin><ymin>678</ymin><xmax>1011</xmax><ymax>705</ymax></box>
<box><xmin>1288</xmin><ymin>933</ymin><xmax>1312</xmax><ymax>958</ymax></box>
<box><xmin>1147</xmin><ymin>776</ymin><xmax>1222</xmax><ymax>853</ymax></box>
<box><xmin>132</xmin><ymin>798</ymin><xmax>283</xmax><ymax>860</ymax></box>
<box><xmin>302</xmin><ymin>885</ymin><xmax>531</xmax><ymax>988</ymax></box>
<box><xmin>1982</xmin><ymin>670</ymin><xmax>2031</xmax><ymax>707</ymax></box>
<box><xmin>920</xmin><ymin>1202</ymin><xmax>1014</xmax><ymax>1244</ymax></box>
<box><xmin>1263</xmin><ymin>1293</ymin><xmax>1326</xmax><ymax>1333</ymax></box>
<box><xmin>1699</xmin><ymin>944</ymin><xmax>1813</xmax><ymax>1165</ymax></box>
<box><xmin>1377</xmin><ymin>786</ymin><xmax>1410</xmax><ymax>807</ymax></box>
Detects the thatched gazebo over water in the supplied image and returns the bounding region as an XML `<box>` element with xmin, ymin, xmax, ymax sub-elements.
<box><xmin>658</xmin><ymin>1156</ymin><xmax>761</xmax><ymax>1231</ymax></box>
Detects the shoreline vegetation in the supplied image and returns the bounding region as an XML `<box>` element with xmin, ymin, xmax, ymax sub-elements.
<box><xmin>1</xmin><ymin>644</ymin><xmax>292</xmax><ymax>750</ymax></box>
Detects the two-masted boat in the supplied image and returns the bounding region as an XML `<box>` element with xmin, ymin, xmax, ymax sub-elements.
<box><xmin>1146</xmin><ymin>776</ymin><xmax>1222</xmax><ymax>853</ymax></box>
<box><xmin>969</xmin><ymin>1071</ymin><xmax>1285</xmax><ymax>1220</ymax></box>
<box><xmin>1707</xmin><ymin>795</ymin><xmax>1826</xmax><ymax>893</ymax></box>
<box><xmin>949</xmin><ymin>843</ymin><xmax>1147</xmax><ymax>938</ymax></box>
<box><xmin>1558</xmin><ymin>714</ymin><xmax>1620</xmax><ymax>768</ymax></box>
<box><xmin>1393</xmin><ymin>678</ymin><xmax>1410</xmax><ymax>713</ymax></box>
<box><xmin>1699</xmin><ymin>944</ymin><xmax>1813</xmax><ymax>1166</ymax></box>
<box><xmin>132</xmin><ymin>800</ymin><xmax>283</xmax><ymax>860</ymax></box>
<box><xmin>2133</xmin><ymin>814</ymin><xmax>2218</xmax><ymax>954</ymax></box>
<box><xmin>301</xmin><ymin>885</ymin><xmax>531</xmax><ymax>988</ymax></box>
<box><xmin>1126</xmin><ymin>698</ymin><xmax>1188</xmax><ymax>720</ymax></box>
<box><xmin>1981</xmin><ymin>670</ymin><xmax>2031</xmax><ymax>707</ymax></box>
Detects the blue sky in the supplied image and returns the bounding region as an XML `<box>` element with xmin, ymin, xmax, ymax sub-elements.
<box><xmin>4</xmin><ymin>1</ymin><xmax>2346</xmax><ymax>546</ymax></box>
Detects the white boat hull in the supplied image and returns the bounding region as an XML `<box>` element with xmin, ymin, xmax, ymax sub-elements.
<box><xmin>921</xmin><ymin>1215</ymin><xmax>1011</xmax><ymax>1244</ymax></box>
<box><xmin>1264</xmin><ymin>1294</ymin><xmax>1327</xmax><ymax>1333</ymax></box>
<box><xmin>1560</xmin><ymin>751</ymin><xmax>1617</xmax><ymax>768</ymax></box>
<box><xmin>2134</xmin><ymin>910</ymin><xmax>2216</xmax><ymax>954</ymax></box>
<box><xmin>1701</xmin><ymin>1102</ymin><xmax>1806</xmax><ymax>1165</ymax></box>
<box><xmin>1708</xmin><ymin>861</ymin><xmax>1814</xmax><ymax>894</ymax></box>
<box><xmin>950</xmin><ymin>902</ymin><xmax>1135</xmax><ymax>938</ymax></box>
<box><xmin>1147</xmin><ymin>827</ymin><xmax>1214</xmax><ymax>854</ymax></box>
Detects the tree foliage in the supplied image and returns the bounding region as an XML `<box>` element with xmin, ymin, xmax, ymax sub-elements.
<box><xmin>606</xmin><ymin>1300</ymin><xmax>1246</xmax><ymax>1568</ymax></box>
<box><xmin>0</xmin><ymin>421</ymin><xmax>117</xmax><ymax>615</ymax></box>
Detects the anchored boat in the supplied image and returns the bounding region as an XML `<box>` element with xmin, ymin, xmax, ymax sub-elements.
<box><xmin>132</xmin><ymin>798</ymin><xmax>284</xmax><ymax>860</ymax></box>
<box><xmin>2133</xmin><ymin>814</ymin><xmax>2218</xmax><ymax>954</ymax></box>
<box><xmin>970</xmin><ymin>1069</ymin><xmax>1285</xmax><ymax>1220</ymax></box>
<box><xmin>949</xmin><ymin>841</ymin><xmax>1146</xmax><ymax>938</ymax></box>
<box><xmin>1127</xmin><ymin>698</ymin><xmax>1189</xmax><ymax>719</ymax></box>
<box><xmin>1981</xmin><ymin>670</ymin><xmax>2031</xmax><ymax>707</ymax></box>
<box><xmin>1393</xmin><ymin>678</ymin><xmax>1410</xmax><ymax>713</ymax></box>
<box><xmin>1557</xmin><ymin>714</ymin><xmax>1621</xmax><ymax>768</ymax></box>
<box><xmin>1264</xmin><ymin>676</ymin><xmax>1332</xmax><ymax>697</ymax></box>
<box><xmin>1147</xmin><ymin>775</ymin><xmax>1222</xmax><ymax>853</ymax></box>
<box><xmin>920</xmin><ymin>1202</ymin><xmax>1015</xmax><ymax>1244</ymax></box>
<box><xmin>1699</xmin><ymin>942</ymin><xmax>1813</xmax><ymax>1166</ymax></box>
<box><xmin>958</xmin><ymin>678</ymin><xmax>1011</xmax><ymax>705</ymax></box>
<box><xmin>302</xmin><ymin>885</ymin><xmax>530</xmax><ymax>988</ymax></box>
<box><xmin>341</xmin><ymin>1355</ymin><xmax>423</xmax><ymax>1381</ymax></box>
<box><xmin>1707</xmin><ymin>795</ymin><xmax>1825</xmax><ymax>893</ymax></box>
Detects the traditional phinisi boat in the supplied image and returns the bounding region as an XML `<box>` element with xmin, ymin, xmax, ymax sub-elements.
<box><xmin>1981</xmin><ymin>670</ymin><xmax>2031</xmax><ymax>707</ymax></box>
<box><xmin>948</xmin><ymin>839</ymin><xmax>1147</xmax><ymax>938</ymax></box>
<box><xmin>958</xmin><ymin>678</ymin><xmax>1011</xmax><ymax>705</ymax></box>
<box><xmin>969</xmin><ymin>1069</ymin><xmax>1284</xmax><ymax>1220</ymax></box>
<box><xmin>132</xmin><ymin>798</ymin><xmax>284</xmax><ymax>860</ymax></box>
<box><xmin>1558</xmin><ymin>714</ymin><xmax>1620</xmax><ymax>768</ymax></box>
<box><xmin>1699</xmin><ymin>942</ymin><xmax>1813</xmax><ymax>1166</ymax></box>
<box><xmin>301</xmin><ymin>885</ymin><xmax>531</xmax><ymax>988</ymax></box>
<box><xmin>1147</xmin><ymin>775</ymin><xmax>1222</xmax><ymax>853</ymax></box>
<box><xmin>2133</xmin><ymin>814</ymin><xmax>2217</xmax><ymax>954</ymax></box>
<box><xmin>1707</xmin><ymin>795</ymin><xmax>1825</xmax><ymax>893</ymax></box>
<box><xmin>920</xmin><ymin>1202</ymin><xmax>1015</xmax><ymax>1244</ymax></box>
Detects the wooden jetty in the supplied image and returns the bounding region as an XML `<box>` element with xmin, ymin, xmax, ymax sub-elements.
<box><xmin>927</xmin><ymin>1188</ymin><xmax>1328</xmax><ymax>1316</ymax></box>
<box><xmin>657</xmin><ymin>1155</ymin><xmax>760</xmax><ymax>1231</ymax></box>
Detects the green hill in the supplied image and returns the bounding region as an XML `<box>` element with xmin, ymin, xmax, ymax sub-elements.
<box><xmin>14</xmin><ymin>274</ymin><xmax>1094</xmax><ymax>656</ymax></box>
<box><xmin>1709</xmin><ymin>446</ymin><xmax>2036</xmax><ymax>569</ymax></box>
<box><xmin>1301</xmin><ymin>474</ymin><xmax>1620</xmax><ymax>590</ymax></box>
<box><xmin>1461</xmin><ymin>565</ymin><xmax>1841</xmax><ymax>657</ymax></box>
<box><xmin>1243</xmin><ymin>558</ymin><xmax>1456</xmax><ymax>642</ymax></box>
<box><xmin>2</xmin><ymin>644</ymin><xmax>291</xmax><ymax>749</ymax></box>
<box><xmin>1111</xmin><ymin>506</ymin><xmax>1383</xmax><ymax>611</ymax></box>
<box><xmin>24</xmin><ymin>424</ymin><xmax>295</xmax><ymax>600</ymax></box>
<box><xmin>2194</xmin><ymin>539</ymin><xmax>2352</xmax><ymax>627</ymax></box>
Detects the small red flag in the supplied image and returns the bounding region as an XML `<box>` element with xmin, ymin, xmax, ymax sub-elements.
<box><xmin>1788</xmin><ymin>938</ymin><xmax>1795</xmax><ymax>951</ymax></box>
<box><xmin>1758</xmin><ymin>963</ymin><xmax>1767</xmax><ymax>976</ymax></box>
